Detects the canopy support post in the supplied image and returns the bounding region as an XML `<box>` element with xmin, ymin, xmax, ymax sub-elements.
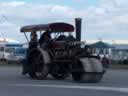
<box><xmin>24</xmin><ymin>32</ymin><xmax>29</xmax><ymax>43</ymax></box>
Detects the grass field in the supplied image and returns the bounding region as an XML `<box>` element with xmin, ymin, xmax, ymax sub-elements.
<box><xmin>111</xmin><ymin>64</ymin><xmax>128</xmax><ymax>69</ymax></box>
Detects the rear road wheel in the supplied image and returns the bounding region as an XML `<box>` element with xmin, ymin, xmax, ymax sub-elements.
<box><xmin>28</xmin><ymin>49</ymin><xmax>49</xmax><ymax>80</ymax></box>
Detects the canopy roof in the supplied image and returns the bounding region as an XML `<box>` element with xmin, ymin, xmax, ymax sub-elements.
<box><xmin>20</xmin><ymin>22</ymin><xmax>74</xmax><ymax>32</ymax></box>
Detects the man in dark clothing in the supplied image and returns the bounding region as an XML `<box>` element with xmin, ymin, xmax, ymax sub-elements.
<box><xmin>67</xmin><ymin>34</ymin><xmax>75</xmax><ymax>41</ymax></box>
<box><xmin>22</xmin><ymin>31</ymin><xmax>38</xmax><ymax>75</ymax></box>
<box><xmin>29</xmin><ymin>31</ymin><xmax>38</xmax><ymax>49</ymax></box>
<box><xmin>39</xmin><ymin>30</ymin><xmax>51</xmax><ymax>48</ymax></box>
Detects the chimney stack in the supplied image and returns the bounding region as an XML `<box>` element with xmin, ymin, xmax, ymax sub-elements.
<box><xmin>75</xmin><ymin>18</ymin><xmax>82</xmax><ymax>41</ymax></box>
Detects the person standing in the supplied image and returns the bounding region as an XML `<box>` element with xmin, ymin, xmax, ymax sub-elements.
<box><xmin>102</xmin><ymin>55</ymin><xmax>110</xmax><ymax>68</ymax></box>
<box><xmin>22</xmin><ymin>31</ymin><xmax>38</xmax><ymax>75</ymax></box>
<box><xmin>29</xmin><ymin>31</ymin><xmax>38</xmax><ymax>49</ymax></box>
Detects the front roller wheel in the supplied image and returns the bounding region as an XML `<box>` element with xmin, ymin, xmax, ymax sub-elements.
<box><xmin>28</xmin><ymin>48</ymin><xmax>49</xmax><ymax>80</ymax></box>
<box><xmin>72</xmin><ymin>58</ymin><xmax>103</xmax><ymax>83</ymax></box>
<box><xmin>72</xmin><ymin>72</ymin><xmax>91</xmax><ymax>82</ymax></box>
<box><xmin>89</xmin><ymin>74</ymin><xmax>103</xmax><ymax>83</ymax></box>
<box><xmin>72</xmin><ymin>72</ymin><xmax>103</xmax><ymax>83</ymax></box>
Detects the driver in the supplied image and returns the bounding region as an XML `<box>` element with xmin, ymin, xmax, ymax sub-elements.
<box><xmin>39</xmin><ymin>30</ymin><xmax>51</xmax><ymax>48</ymax></box>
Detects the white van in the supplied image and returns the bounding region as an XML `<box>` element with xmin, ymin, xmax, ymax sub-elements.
<box><xmin>0</xmin><ymin>43</ymin><xmax>26</xmax><ymax>63</ymax></box>
<box><xmin>0</xmin><ymin>44</ymin><xmax>15</xmax><ymax>61</ymax></box>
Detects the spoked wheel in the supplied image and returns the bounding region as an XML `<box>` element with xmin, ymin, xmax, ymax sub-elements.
<box><xmin>50</xmin><ymin>64</ymin><xmax>69</xmax><ymax>80</ymax></box>
<box><xmin>28</xmin><ymin>49</ymin><xmax>49</xmax><ymax>80</ymax></box>
<box><xmin>72</xmin><ymin>72</ymin><xmax>82</xmax><ymax>81</ymax></box>
<box><xmin>51</xmin><ymin>73</ymin><xmax>69</xmax><ymax>80</ymax></box>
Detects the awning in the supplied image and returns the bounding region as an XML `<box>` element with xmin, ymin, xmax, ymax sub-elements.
<box><xmin>90</xmin><ymin>41</ymin><xmax>114</xmax><ymax>48</ymax></box>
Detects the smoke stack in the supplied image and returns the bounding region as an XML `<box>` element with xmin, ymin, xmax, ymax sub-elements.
<box><xmin>75</xmin><ymin>18</ymin><xmax>82</xmax><ymax>41</ymax></box>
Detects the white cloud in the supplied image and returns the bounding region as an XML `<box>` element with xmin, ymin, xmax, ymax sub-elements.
<box><xmin>0</xmin><ymin>0</ymin><xmax>128</xmax><ymax>43</ymax></box>
<box><xmin>0</xmin><ymin>1</ymin><xmax>25</xmax><ymax>7</ymax></box>
<box><xmin>95</xmin><ymin>8</ymin><xmax>106</xmax><ymax>15</ymax></box>
<box><xmin>115</xmin><ymin>15</ymin><xmax>128</xmax><ymax>24</ymax></box>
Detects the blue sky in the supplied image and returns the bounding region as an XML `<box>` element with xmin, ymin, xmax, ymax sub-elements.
<box><xmin>0</xmin><ymin>0</ymin><xmax>128</xmax><ymax>43</ymax></box>
<box><xmin>0</xmin><ymin>0</ymin><xmax>98</xmax><ymax>9</ymax></box>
